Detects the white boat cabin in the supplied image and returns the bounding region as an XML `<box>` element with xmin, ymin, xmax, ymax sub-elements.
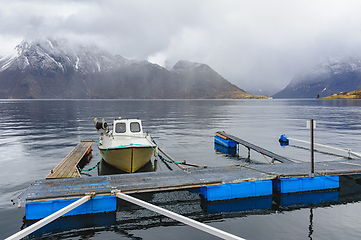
<box><xmin>112</xmin><ymin>118</ymin><xmax>144</xmax><ymax>136</ymax></box>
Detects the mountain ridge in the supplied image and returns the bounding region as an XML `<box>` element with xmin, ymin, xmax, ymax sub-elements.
<box><xmin>273</xmin><ymin>53</ymin><xmax>361</xmax><ymax>98</ymax></box>
<box><xmin>0</xmin><ymin>38</ymin><xmax>267</xmax><ymax>99</ymax></box>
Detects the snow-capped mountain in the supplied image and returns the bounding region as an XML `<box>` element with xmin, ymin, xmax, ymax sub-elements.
<box><xmin>1</xmin><ymin>38</ymin><xmax>127</xmax><ymax>73</ymax></box>
<box><xmin>0</xmin><ymin>38</ymin><xmax>260</xmax><ymax>99</ymax></box>
<box><xmin>273</xmin><ymin>53</ymin><xmax>361</xmax><ymax>98</ymax></box>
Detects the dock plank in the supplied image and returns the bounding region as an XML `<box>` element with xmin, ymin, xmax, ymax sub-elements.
<box><xmin>46</xmin><ymin>141</ymin><xmax>92</xmax><ymax>179</ymax></box>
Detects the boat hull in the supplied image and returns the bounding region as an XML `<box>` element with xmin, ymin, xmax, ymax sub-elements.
<box><xmin>99</xmin><ymin>146</ymin><xmax>154</xmax><ymax>173</ymax></box>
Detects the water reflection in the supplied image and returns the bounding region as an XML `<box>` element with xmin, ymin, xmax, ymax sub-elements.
<box><xmin>25</xmin><ymin>212</ymin><xmax>116</xmax><ymax>239</ymax></box>
<box><xmin>309</xmin><ymin>208</ymin><xmax>314</xmax><ymax>240</ymax></box>
<box><xmin>201</xmin><ymin>191</ymin><xmax>339</xmax><ymax>215</ymax></box>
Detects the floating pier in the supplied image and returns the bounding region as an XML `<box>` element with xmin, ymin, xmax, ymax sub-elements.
<box><xmin>11</xmin><ymin>132</ymin><xmax>361</xmax><ymax>239</ymax></box>
<box><xmin>18</xmin><ymin>166</ymin><xmax>274</xmax><ymax>216</ymax></box>
<box><xmin>16</xmin><ymin>158</ymin><xmax>361</xmax><ymax>219</ymax></box>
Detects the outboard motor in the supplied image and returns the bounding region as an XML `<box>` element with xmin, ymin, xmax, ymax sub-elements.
<box><xmin>94</xmin><ymin>118</ymin><xmax>108</xmax><ymax>131</ymax></box>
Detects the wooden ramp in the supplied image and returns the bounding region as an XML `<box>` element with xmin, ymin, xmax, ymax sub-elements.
<box><xmin>216</xmin><ymin>131</ymin><xmax>293</xmax><ymax>163</ymax></box>
<box><xmin>46</xmin><ymin>141</ymin><xmax>92</xmax><ymax>179</ymax></box>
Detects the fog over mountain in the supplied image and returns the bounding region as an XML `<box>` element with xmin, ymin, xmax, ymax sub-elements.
<box><xmin>273</xmin><ymin>52</ymin><xmax>361</xmax><ymax>98</ymax></box>
<box><xmin>0</xmin><ymin>38</ymin><xmax>264</xmax><ymax>99</ymax></box>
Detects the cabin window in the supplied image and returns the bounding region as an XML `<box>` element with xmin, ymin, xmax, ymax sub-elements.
<box><xmin>130</xmin><ymin>122</ymin><xmax>141</xmax><ymax>132</ymax></box>
<box><xmin>115</xmin><ymin>123</ymin><xmax>126</xmax><ymax>133</ymax></box>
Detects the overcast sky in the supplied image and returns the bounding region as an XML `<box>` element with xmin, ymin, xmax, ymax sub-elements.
<box><xmin>1</xmin><ymin>0</ymin><xmax>361</xmax><ymax>93</ymax></box>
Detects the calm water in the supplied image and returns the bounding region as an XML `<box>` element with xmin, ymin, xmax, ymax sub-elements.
<box><xmin>1</xmin><ymin>99</ymin><xmax>361</xmax><ymax>239</ymax></box>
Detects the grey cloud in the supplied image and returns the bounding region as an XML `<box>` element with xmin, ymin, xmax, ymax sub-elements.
<box><xmin>1</xmin><ymin>0</ymin><xmax>361</xmax><ymax>94</ymax></box>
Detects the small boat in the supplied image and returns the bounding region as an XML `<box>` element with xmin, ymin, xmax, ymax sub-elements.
<box><xmin>94</xmin><ymin>117</ymin><xmax>157</xmax><ymax>173</ymax></box>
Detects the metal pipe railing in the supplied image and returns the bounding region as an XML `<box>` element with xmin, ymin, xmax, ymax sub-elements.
<box><xmin>113</xmin><ymin>190</ymin><xmax>245</xmax><ymax>240</ymax></box>
<box><xmin>5</xmin><ymin>195</ymin><xmax>92</xmax><ymax>240</ymax></box>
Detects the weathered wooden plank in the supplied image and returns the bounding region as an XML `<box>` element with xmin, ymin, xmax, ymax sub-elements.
<box><xmin>46</xmin><ymin>141</ymin><xmax>92</xmax><ymax>179</ymax></box>
<box><xmin>52</xmin><ymin>151</ymin><xmax>80</xmax><ymax>178</ymax></box>
<box><xmin>215</xmin><ymin>131</ymin><xmax>229</xmax><ymax>140</ymax></box>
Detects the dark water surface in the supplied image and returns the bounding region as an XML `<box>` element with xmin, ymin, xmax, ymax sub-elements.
<box><xmin>1</xmin><ymin>99</ymin><xmax>361</xmax><ymax>239</ymax></box>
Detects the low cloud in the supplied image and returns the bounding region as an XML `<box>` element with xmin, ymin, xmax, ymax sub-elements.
<box><xmin>1</xmin><ymin>0</ymin><xmax>361</xmax><ymax>93</ymax></box>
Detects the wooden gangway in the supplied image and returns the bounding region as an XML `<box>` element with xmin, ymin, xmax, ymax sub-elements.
<box><xmin>216</xmin><ymin>131</ymin><xmax>293</xmax><ymax>163</ymax></box>
<box><xmin>46</xmin><ymin>141</ymin><xmax>92</xmax><ymax>179</ymax></box>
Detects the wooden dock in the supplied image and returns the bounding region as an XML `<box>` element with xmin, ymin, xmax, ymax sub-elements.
<box><xmin>216</xmin><ymin>131</ymin><xmax>293</xmax><ymax>163</ymax></box>
<box><xmin>46</xmin><ymin>141</ymin><xmax>93</xmax><ymax>179</ymax></box>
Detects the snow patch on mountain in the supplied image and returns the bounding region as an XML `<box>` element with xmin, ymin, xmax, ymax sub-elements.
<box><xmin>0</xmin><ymin>38</ymin><xmax>138</xmax><ymax>74</ymax></box>
<box><xmin>75</xmin><ymin>56</ymin><xmax>80</xmax><ymax>70</ymax></box>
<box><xmin>0</xmin><ymin>52</ymin><xmax>19</xmax><ymax>72</ymax></box>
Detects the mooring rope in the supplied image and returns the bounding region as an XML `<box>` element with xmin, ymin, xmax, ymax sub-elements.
<box><xmin>157</xmin><ymin>154</ymin><xmax>183</xmax><ymax>164</ymax></box>
<box><xmin>81</xmin><ymin>159</ymin><xmax>103</xmax><ymax>172</ymax></box>
<box><xmin>147</xmin><ymin>139</ymin><xmax>183</xmax><ymax>165</ymax></box>
<box><xmin>148</xmin><ymin>144</ymin><xmax>184</xmax><ymax>165</ymax></box>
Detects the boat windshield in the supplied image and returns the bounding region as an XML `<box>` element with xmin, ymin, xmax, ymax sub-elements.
<box><xmin>115</xmin><ymin>123</ymin><xmax>126</xmax><ymax>133</ymax></box>
<box><xmin>130</xmin><ymin>122</ymin><xmax>141</xmax><ymax>132</ymax></box>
